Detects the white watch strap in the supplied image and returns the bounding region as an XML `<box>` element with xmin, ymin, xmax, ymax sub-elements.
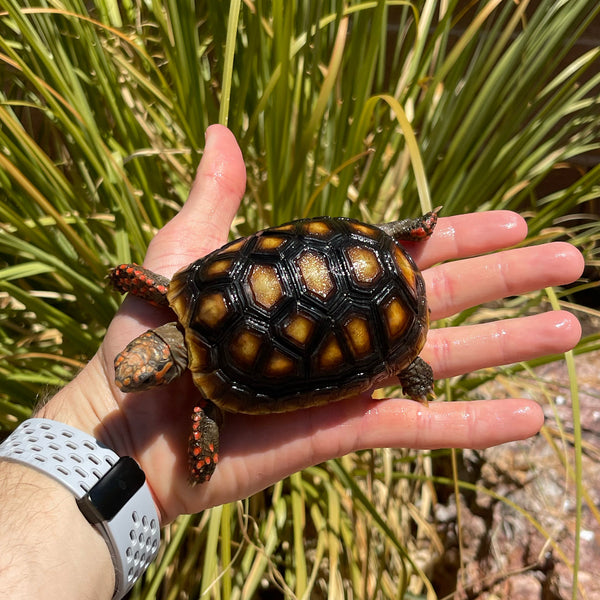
<box><xmin>0</xmin><ymin>418</ymin><xmax>160</xmax><ymax>599</ymax></box>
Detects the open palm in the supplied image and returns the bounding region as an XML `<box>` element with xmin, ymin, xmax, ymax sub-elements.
<box><xmin>40</xmin><ymin>125</ymin><xmax>583</xmax><ymax>523</ymax></box>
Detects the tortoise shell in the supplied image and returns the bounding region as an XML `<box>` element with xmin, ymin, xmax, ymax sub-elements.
<box><xmin>166</xmin><ymin>216</ymin><xmax>429</xmax><ymax>414</ymax></box>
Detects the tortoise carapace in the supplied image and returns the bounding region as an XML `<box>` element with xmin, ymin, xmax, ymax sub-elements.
<box><xmin>110</xmin><ymin>210</ymin><xmax>439</xmax><ymax>484</ymax></box>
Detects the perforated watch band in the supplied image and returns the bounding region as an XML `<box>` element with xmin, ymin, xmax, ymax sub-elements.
<box><xmin>0</xmin><ymin>418</ymin><xmax>160</xmax><ymax>599</ymax></box>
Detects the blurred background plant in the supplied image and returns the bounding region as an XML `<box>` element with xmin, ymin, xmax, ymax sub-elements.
<box><xmin>1</xmin><ymin>0</ymin><xmax>599</xmax><ymax>598</ymax></box>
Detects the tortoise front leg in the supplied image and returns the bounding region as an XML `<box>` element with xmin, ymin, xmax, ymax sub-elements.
<box><xmin>109</xmin><ymin>263</ymin><xmax>171</xmax><ymax>307</ymax></box>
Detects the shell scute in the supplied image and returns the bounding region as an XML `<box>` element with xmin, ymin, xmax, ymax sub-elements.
<box><xmin>195</xmin><ymin>291</ymin><xmax>230</xmax><ymax>330</ymax></box>
<box><xmin>344</xmin><ymin>244</ymin><xmax>384</xmax><ymax>287</ymax></box>
<box><xmin>264</xmin><ymin>348</ymin><xmax>300</xmax><ymax>378</ymax></box>
<box><xmin>227</xmin><ymin>326</ymin><xmax>265</xmax><ymax>371</ymax></box>
<box><xmin>345</xmin><ymin>221</ymin><xmax>382</xmax><ymax>240</ymax></box>
<box><xmin>314</xmin><ymin>331</ymin><xmax>346</xmax><ymax>372</ymax></box>
<box><xmin>341</xmin><ymin>314</ymin><xmax>373</xmax><ymax>360</ymax></box>
<box><xmin>246</xmin><ymin>264</ymin><xmax>287</xmax><ymax>311</ymax></box>
<box><xmin>300</xmin><ymin>219</ymin><xmax>337</xmax><ymax>238</ymax></box>
<box><xmin>185</xmin><ymin>331</ymin><xmax>213</xmax><ymax>372</ymax></box>
<box><xmin>380</xmin><ymin>295</ymin><xmax>412</xmax><ymax>343</ymax></box>
<box><xmin>390</xmin><ymin>244</ymin><xmax>418</xmax><ymax>292</ymax></box>
<box><xmin>294</xmin><ymin>249</ymin><xmax>337</xmax><ymax>301</ymax></box>
<box><xmin>278</xmin><ymin>310</ymin><xmax>318</xmax><ymax>350</ymax></box>
<box><xmin>254</xmin><ymin>234</ymin><xmax>290</xmax><ymax>253</ymax></box>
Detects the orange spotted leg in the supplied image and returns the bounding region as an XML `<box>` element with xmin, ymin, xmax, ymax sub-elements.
<box><xmin>189</xmin><ymin>400</ymin><xmax>223</xmax><ymax>484</ymax></box>
<box><xmin>109</xmin><ymin>262</ymin><xmax>223</xmax><ymax>485</ymax></box>
<box><xmin>109</xmin><ymin>263</ymin><xmax>171</xmax><ymax>307</ymax></box>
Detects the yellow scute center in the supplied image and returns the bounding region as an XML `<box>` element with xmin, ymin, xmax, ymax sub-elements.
<box><xmin>346</xmin><ymin>246</ymin><xmax>382</xmax><ymax>284</ymax></box>
<box><xmin>383</xmin><ymin>297</ymin><xmax>410</xmax><ymax>339</ymax></box>
<box><xmin>296</xmin><ymin>250</ymin><xmax>335</xmax><ymax>299</ymax></box>
<box><xmin>249</xmin><ymin>265</ymin><xmax>283</xmax><ymax>310</ymax></box>
<box><xmin>318</xmin><ymin>334</ymin><xmax>344</xmax><ymax>370</ymax></box>
<box><xmin>303</xmin><ymin>221</ymin><xmax>333</xmax><ymax>236</ymax></box>
<box><xmin>392</xmin><ymin>246</ymin><xmax>416</xmax><ymax>289</ymax></box>
<box><xmin>205</xmin><ymin>259</ymin><xmax>232</xmax><ymax>278</ymax></box>
<box><xmin>230</xmin><ymin>329</ymin><xmax>263</xmax><ymax>367</ymax></box>
<box><xmin>197</xmin><ymin>292</ymin><xmax>228</xmax><ymax>329</ymax></box>
<box><xmin>256</xmin><ymin>235</ymin><xmax>286</xmax><ymax>251</ymax></box>
<box><xmin>265</xmin><ymin>349</ymin><xmax>295</xmax><ymax>377</ymax></box>
<box><xmin>343</xmin><ymin>316</ymin><xmax>372</xmax><ymax>357</ymax></box>
<box><xmin>283</xmin><ymin>313</ymin><xmax>315</xmax><ymax>348</ymax></box>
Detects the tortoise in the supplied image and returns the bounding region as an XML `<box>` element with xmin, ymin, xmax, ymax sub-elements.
<box><xmin>109</xmin><ymin>209</ymin><xmax>439</xmax><ymax>484</ymax></box>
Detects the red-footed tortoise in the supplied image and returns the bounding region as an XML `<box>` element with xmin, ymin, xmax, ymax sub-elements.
<box><xmin>109</xmin><ymin>210</ymin><xmax>439</xmax><ymax>484</ymax></box>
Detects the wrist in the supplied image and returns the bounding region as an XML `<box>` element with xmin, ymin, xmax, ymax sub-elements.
<box><xmin>0</xmin><ymin>418</ymin><xmax>161</xmax><ymax>599</ymax></box>
<box><xmin>35</xmin><ymin>352</ymin><xmax>117</xmax><ymax>437</ymax></box>
<box><xmin>0</xmin><ymin>460</ymin><xmax>115</xmax><ymax>599</ymax></box>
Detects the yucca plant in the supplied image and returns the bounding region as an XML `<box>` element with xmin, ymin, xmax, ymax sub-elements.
<box><xmin>1</xmin><ymin>1</ymin><xmax>599</xmax><ymax>598</ymax></box>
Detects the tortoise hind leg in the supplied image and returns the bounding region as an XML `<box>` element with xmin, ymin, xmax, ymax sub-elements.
<box><xmin>189</xmin><ymin>400</ymin><xmax>223</xmax><ymax>484</ymax></box>
<box><xmin>378</xmin><ymin>207</ymin><xmax>441</xmax><ymax>242</ymax></box>
<box><xmin>398</xmin><ymin>356</ymin><xmax>435</xmax><ymax>404</ymax></box>
<box><xmin>109</xmin><ymin>263</ymin><xmax>170</xmax><ymax>307</ymax></box>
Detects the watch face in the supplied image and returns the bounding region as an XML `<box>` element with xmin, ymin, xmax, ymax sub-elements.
<box><xmin>77</xmin><ymin>456</ymin><xmax>146</xmax><ymax>523</ymax></box>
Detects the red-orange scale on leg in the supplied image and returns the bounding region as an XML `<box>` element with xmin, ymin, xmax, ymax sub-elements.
<box><xmin>187</xmin><ymin>403</ymin><xmax>221</xmax><ymax>484</ymax></box>
<box><xmin>109</xmin><ymin>263</ymin><xmax>170</xmax><ymax>307</ymax></box>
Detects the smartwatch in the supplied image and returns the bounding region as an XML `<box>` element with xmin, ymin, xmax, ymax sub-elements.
<box><xmin>0</xmin><ymin>418</ymin><xmax>161</xmax><ymax>599</ymax></box>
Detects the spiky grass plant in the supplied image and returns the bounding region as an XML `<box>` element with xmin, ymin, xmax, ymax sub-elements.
<box><xmin>1</xmin><ymin>1</ymin><xmax>599</xmax><ymax>598</ymax></box>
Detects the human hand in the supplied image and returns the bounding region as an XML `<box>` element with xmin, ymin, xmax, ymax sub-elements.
<box><xmin>38</xmin><ymin>125</ymin><xmax>584</xmax><ymax>524</ymax></box>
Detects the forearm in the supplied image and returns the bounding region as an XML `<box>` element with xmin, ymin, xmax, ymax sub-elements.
<box><xmin>0</xmin><ymin>354</ymin><xmax>133</xmax><ymax>599</ymax></box>
<box><xmin>0</xmin><ymin>460</ymin><xmax>114</xmax><ymax>600</ymax></box>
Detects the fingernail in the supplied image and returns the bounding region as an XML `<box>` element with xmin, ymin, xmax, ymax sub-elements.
<box><xmin>204</xmin><ymin>127</ymin><xmax>213</xmax><ymax>146</ymax></box>
<box><xmin>205</xmin><ymin>124</ymin><xmax>221</xmax><ymax>146</ymax></box>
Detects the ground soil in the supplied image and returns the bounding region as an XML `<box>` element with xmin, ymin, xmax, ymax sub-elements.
<box><xmin>430</xmin><ymin>316</ymin><xmax>600</xmax><ymax>600</ymax></box>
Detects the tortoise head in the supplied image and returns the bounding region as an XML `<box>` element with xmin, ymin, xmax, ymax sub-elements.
<box><xmin>114</xmin><ymin>322</ymin><xmax>188</xmax><ymax>392</ymax></box>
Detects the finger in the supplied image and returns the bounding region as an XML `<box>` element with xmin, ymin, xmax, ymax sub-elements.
<box><xmin>188</xmin><ymin>396</ymin><xmax>543</xmax><ymax>512</ymax></box>
<box><xmin>144</xmin><ymin>125</ymin><xmax>246</xmax><ymax>276</ymax></box>
<box><xmin>351</xmin><ymin>397</ymin><xmax>544</xmax><ymax>450</ymax></box>
<box><xmin>425</xmin><ymin>241</ymin><xmax>584</xmax><ymax>319</ymax></box>
<box><xmin>405</xmin><ymin>210</ymin><xmax>528</xmax><ymax>267</ymax></box>
<box><xmin>422</xmin><ymin>310</ymin><xmax>581</xmax><ymax>378</ymax></box>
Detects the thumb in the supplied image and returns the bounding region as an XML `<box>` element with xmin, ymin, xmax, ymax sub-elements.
<box><xmin>144</xmin><ymin>125</ymin><xmax>246</xmax><ymax>277</ymax></box>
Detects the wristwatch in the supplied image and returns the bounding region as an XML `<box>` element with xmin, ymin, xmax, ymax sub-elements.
<box><xmin>0</xmin><ymin>418</ymin><xmax>161</xmax><ymax>599</ymax></box>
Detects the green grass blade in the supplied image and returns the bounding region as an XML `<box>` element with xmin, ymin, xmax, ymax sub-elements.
<box><xmin>220</xmin><ymin>0</ymin><xmax>242</xmax><ymax>127</ymax></box>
